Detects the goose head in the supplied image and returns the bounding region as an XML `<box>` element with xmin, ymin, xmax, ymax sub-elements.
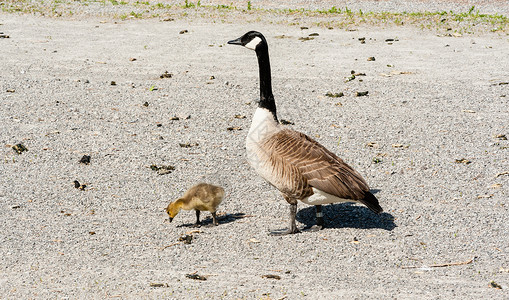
<box><xmin>228</xmin><ymin>31</ymin><xmax>278</xmax><ymax>121</ymax></box>
<box><xmin>228</xmin><ymin>31</ymin><xmax>267</xmax><ymax>51</ymax></box>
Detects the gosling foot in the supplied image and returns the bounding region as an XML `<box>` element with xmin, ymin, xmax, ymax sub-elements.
<box><xmin>211</xmin><ymin>212</ymin><xmax>219</xmax><ymax>226</ymax></box>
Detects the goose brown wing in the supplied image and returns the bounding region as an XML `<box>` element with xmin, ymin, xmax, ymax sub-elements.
<box><xmin>265</xmin><ymin>129</ymin><xmax>369</xmax><ymax>200</ymax></box>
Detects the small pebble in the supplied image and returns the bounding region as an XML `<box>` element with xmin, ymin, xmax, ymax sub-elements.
<box><xmin>79</xmin><ymin>155</ymin><xmax>91</xmax><ymax>165</ymax></box>
<box><xmin>12</xmin><ymin>144</ymin><xmax>28</xmax><ymax>154</ymax></box>
<box><xmin>160</xmin><ymin>71</ymin><xmax>172</xmax><ymax>78</ymax></box>
<box><xmin>186</xmin><ymin>274</ymin><xmax>206</xmax><ymax>281</ymax></box>
<box><xmin>280</xmin><ymin>119</ymin><xmax>294</xmax><ymax>125</ymax></box>
<box><xmin>179</xmin><ymin>234</ymin><xmax>193</xmax><ymax>244</ymax></box>
<box><xmin>262</xmin><ymin>274</ymin><xmax>281</xmax><ymax>280</ymax></box>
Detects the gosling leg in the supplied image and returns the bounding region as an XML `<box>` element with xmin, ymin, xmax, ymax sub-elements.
<box><xmin>211</xmin><ymin>212</ymin><xmax>218</xmax><ymax>226</ymax></box>
<box><xmin>193</xmin><ymin>209</ymin><xmax>201</xmax><ymax>227</ymax></box>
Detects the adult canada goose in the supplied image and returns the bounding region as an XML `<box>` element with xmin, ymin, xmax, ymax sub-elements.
<box><xmin>166</xmin><ymin>183</ymin><xmax>225</xmax><ymax>226</ymax></box>
<box><xmin>228</xmin><ymin>31</ymin><xmax>383</xmax><ymax>235</ymax></box>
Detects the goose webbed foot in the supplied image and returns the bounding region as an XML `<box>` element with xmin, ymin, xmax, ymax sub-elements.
<box><xmin>303</xmin><ymin>225</ymin><xmax>323</xmax><ymax>232</ymax></box>
<box><xmin>302</xmin><ymin>205</ymin><xmax>325</xmax><ymax>232</ymax></box>
<box><xmin>269</xmin><ymin>202</ymin><xmax>300</xmax><ymax>235</ymax></box>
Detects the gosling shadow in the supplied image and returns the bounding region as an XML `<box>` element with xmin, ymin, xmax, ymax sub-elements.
<box><xmin>176</xmin><ymin>212</ymin><xmax>247</xmax><ymax>228</ymax></box>
<box><xmin>296</xmin><ymin>203</ymin><xmax>396</xmax><ymax>231</ymax></box>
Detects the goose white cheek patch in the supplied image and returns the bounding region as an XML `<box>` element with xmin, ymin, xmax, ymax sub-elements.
<box><xmin>244</xmin><ymin>36</ymin><xmax>262</xmax><ymax>50</ymax></box>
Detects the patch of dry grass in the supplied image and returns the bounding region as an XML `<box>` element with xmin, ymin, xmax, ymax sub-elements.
<box><xmin>1</xmin><ymin>0</ymin><xmax>507</xmax><ymax>34</ymax></box>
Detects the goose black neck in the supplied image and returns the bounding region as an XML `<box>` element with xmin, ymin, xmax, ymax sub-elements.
<box><xmin>255</xmin><ymin>44</ymin><xmax>278</xmax><ymax>121</ymax></box>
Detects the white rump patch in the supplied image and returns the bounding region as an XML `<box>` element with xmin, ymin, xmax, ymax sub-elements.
<box><xmin>244</xmin><ymin>36</ymin><xmax>262</xmax><ymax>50</ymax></box>
<box><xmin>301</xmin><ymin>188</ymin><xmax>356</xmax><ymax>205</ymax></box>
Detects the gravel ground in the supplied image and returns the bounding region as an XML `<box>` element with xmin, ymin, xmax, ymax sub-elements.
<box><xmin>1</xmin><ymin>2</ymin><xmax>509</xmax><ymax>299</ymax></box>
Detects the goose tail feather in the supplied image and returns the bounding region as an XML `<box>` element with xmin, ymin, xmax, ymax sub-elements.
<box><xmin>359</xmin><ymin>191</ymin><xmax>383</xmax><ymax>214</ymax></box>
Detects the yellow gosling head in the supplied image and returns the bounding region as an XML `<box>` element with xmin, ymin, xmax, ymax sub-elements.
<box><xmin>166</xmin><ymin>199</ymin><xmax>183</xmax><ymax>222</ymax></box>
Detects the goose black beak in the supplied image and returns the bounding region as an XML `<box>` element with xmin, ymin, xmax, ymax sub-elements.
<box><xmin>169</xmin><ymin>217</ymin><xmax>173</xmax><ymax>223</ymax></box>
<box><xmin>227</xmin><ymin>37</ymin><xmax>243</xmax><ymax>45</ymax></box>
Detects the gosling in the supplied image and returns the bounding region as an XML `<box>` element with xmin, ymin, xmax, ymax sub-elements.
<box><xmin>166</xmin><ymin>183</ymin><xmax>225</xmax><ymax>226</ymax></box>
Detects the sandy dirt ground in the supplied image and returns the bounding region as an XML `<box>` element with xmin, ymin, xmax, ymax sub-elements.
<box><xmin>1</xmin><ymin>2</ymin><xmax>509</xmax><ymax>299</ymax></box>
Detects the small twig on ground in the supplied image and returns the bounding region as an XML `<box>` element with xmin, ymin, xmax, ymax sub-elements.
<box><xmin>160</xmin><ymin>242</ymin><xmax>181</xmax><ymax>250</ymax></box>
<box><xmin>495</xmin><ymin>171</ymin><xmax>509</xmax><ymax>178</ymax></box>
<box><xmin>401</xmin><ymin>257</ymin><xmax>474</xmax><ymax>269</ymax></box>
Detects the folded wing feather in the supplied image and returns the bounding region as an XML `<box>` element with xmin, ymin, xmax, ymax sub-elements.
<box><xmin>263</xmin><ymin>129</ymin><xmax>369</xmax><ymax>200</ymax></box>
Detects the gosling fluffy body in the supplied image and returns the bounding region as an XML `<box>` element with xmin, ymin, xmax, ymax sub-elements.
<box><xmin>166</xmin><ymin>183</ymin><xmax>225</xmax><ymax>226</ymax></box>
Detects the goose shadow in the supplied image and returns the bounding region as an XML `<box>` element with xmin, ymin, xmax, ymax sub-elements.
<box><xmin>175</xmin><ymin>212</ymin><xmax>247</xmax><ymax>228</ymax></box>
<box><xmin>296</xmin><ymin>203</ymin><xmax>396</xmax><ymax>231</ymax></box>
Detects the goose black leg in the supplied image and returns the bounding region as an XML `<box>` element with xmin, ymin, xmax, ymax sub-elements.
<box><xmin>316</xmin><ymin>205</ymin><xmax>324</xmax><ymax>227</ymax></box>
<box><xmin>301</xmin><ymin>205</ymin><xmax>325</xmax><ymax>232</ymax></box>
<box><xmin>307</xmin><ymin>205</ymin><xmax>324</xmax><ymax>232</ymax></box>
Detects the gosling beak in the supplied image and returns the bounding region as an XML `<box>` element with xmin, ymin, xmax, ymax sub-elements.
<box><xmin>169</xmin><ymin>217</ymin><xmax>173</xmax><ymax>223</ymax></box>
<box><xmin>227</xmin><ymin>37</ymin><xmax>242</xmax><ymax>46</ymax></box>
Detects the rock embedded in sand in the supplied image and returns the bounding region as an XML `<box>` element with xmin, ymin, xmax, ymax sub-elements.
<box><xmin>325</xmin><ymin>92</ymin><xmax>344</xmax><ymax>98</ymax></box>
<box><xmin>12</xmin><ymin>144</ymin><xmax>28</xmax><ymax>154</ymax></box>
<box><xmin>280</xmin><ymin>119</ymin><xmax>294</xmax><ymax>125</ymax></box>
<box><xmin>149</xmin><ymin>164</ymin><xmax>175</xmax><ymax>175</ymax></box>
<box><xmin>79</xmin><ymin>155</ymin><xmax>91</xmax><ymax>165</ymax></box>
<box><xmin>160</xmin><ymin>71</ymin><xmax>173</xmax><ymax>78</ymax></box>
<box><xmin>185</xmin><ymin>274</ymin><xmax>206</xmax><ymax>281</ymax></box>
<box><xmin>262</xmin><ymin>274</ymin><xmax>281</xmax><ymax>280</ymax></box>
<box><xmin>179</xmin><ymin>234</ymin><xmax>193</xmax><ymax>244</ymax></box>
<box><xmin>455</xmin><ymin>158</ymin><xmax>471</xmax><ymax>164</ymax></box>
